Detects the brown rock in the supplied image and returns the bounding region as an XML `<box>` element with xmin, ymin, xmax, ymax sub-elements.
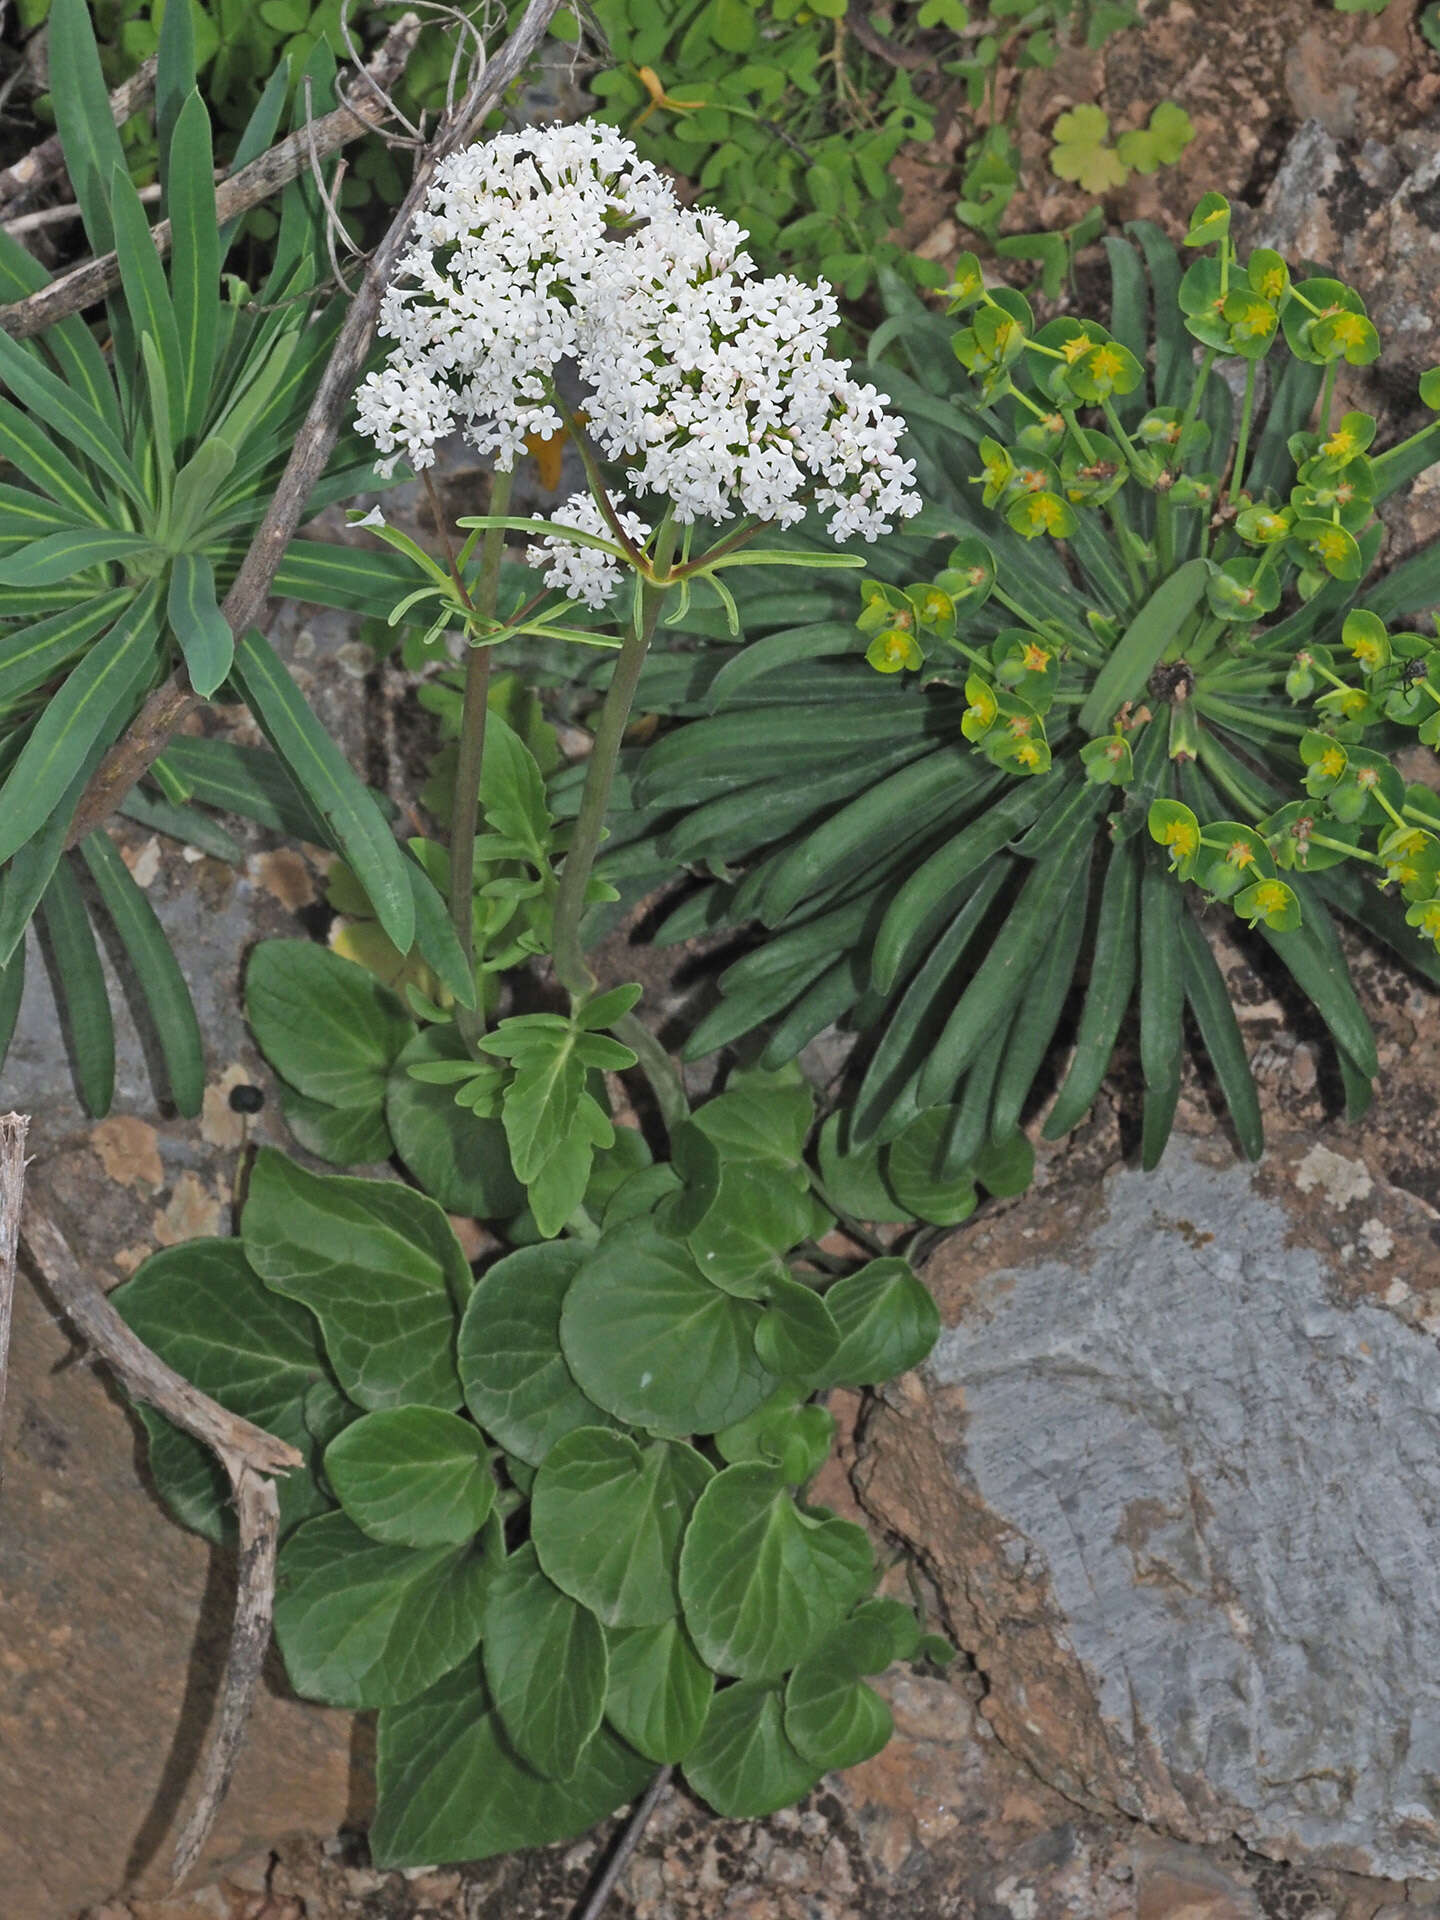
<box><xmin>1</xmin><ymin>1248</ymin><xmax>360</xmax><ymax>1920</ymax></box>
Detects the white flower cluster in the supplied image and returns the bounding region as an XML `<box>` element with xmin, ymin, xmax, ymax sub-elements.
<box><xmin>354</xmin><ymin>120</ymin><xmax>920</xmax><ymax>598</ymax></box>
<box><xmin>525</xmin><ymin>492</ymin><xmax>651</xmax><ymax>610</ymax></box>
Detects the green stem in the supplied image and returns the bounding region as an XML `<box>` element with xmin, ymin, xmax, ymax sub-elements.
<box><xmin>1227</xmin><ymin>359</ymin><xmax>1257</xmax><ymax>508</ymax></box>
<box><xmin>1179</xmin><ymin>348</ymin><xmax>1217</xmax><ymax>433</ymax></box>
<box><xmin>1155</xmin><ymin>486</ymin><xmax>1175</xmax><ymax>576</ymax></box>
<box><xmin>447</xmin><ymin>465</ymin><xmax>514</xmax><ymax>1051</ymax></box>
<box><xmin>1317</xmin><ymin>358</ymin><xmax>1339</xmax><ymax>433</ymax></box>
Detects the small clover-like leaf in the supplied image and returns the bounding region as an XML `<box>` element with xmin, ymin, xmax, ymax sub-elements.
<box><xmin>1049</xmin><ymin>104</ymin><xmax>1128</xmax><ymax>194</ymax></box>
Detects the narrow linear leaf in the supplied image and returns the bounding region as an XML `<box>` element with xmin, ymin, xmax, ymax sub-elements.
<box><xmin>79</xmin><ymin>827</ymin><xmax>204</xmax><ymax>1116</ymax></box>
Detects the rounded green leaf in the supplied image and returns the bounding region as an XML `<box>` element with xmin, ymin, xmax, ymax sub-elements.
<box><xmin>387</xmin><ymin>1025</ymin><xmax>525</xmax><ymax>1218</ymax></box>
<box><xmin>784</xmin><ymin>1617</ymin><xmax>896</xmax><ymax>1771</ymax></box>
<box><xmin>246</xmin><ymin>939</ymin><xmax>412</xmax><ymax>1110</ymax></box>
<box><xmin>325</xmin><ymin>1407</ymin><xmax>495</xmax><ymax>1548</ymax></box>
<box><xmin>560</xmin><ymin>1221</ymin><xmax>779</xmax><ymax>1438</ymax></box>
<box><xmin>114</xmin><ymin>1238</ymin><xmax>331</xmax><ymax>1544</ymax></box>
<box><xmin>481</xmin><ymin>1544</ymin><xmax>608</xmax><ymax>1781</ymax></box>
<box><xmin>241</xmin><ymin>1149</ymin><xmax>468</xmax><ymax>1413</ymax></box>
<box><xmin>820</xmin><ymin>1258</ymin><xmax>940</xmax><ymax>1389</ymax></box>
<box><xmin>274</xmin><ymin>1511</ymin><xmax>491</xmax><ymax>1709</ymax></box>
<box><xmin>686</xmin><ymin>1161</ymin><xmax>814</xmax><ymax>1297</ymax></box>
<box><xmin>815</xmin><ymin>1112</ymin><xmax>914</xmax><ymax>1225</ymax></box>
<box><xmin>715</xmin><ymin>1393</ymin><xmax>836</xmax><ymax>1485</ymax></box>
<box><xmin>884</xmin><ymin>1109</ymin><xmax>979</xmax><ymax>1227</ymax></box>
<box><xmin>457</xmin><ymin>1241</ymin><xmax>610</xmax><ymax>1468</ymax></box>
<box><xmin>753</xmin><ymin>1274</ymin><xmax>841</xmax><ymax>1380</ymax></box>
<box><xmin>682</xmin><ymin>1681</ymin><xmax>821</xmax><ymax>1819</ymax></box>
<box><xmin>679</xmin><ymin>1463</ymin><xmax>874</xmax><ymax>1681</ymax></box>
<box><xmin>371</xmin><ymin>1658</ymin><xmax>650</xmax><ymax>1869</ymax></box>
<box><xmin>532</xmin><ymin>1427</ymin><xmax>713</xmax><ymax>1628</ymax></box>
<box><xmin>604</xmin><ymin>1619</ymin><xmax>715</xmax><ymax>1764</ymax></box>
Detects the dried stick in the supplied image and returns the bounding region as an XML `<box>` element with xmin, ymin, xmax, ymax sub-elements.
<box><xmin>0</xmin><ymin>1111</ymin><xmax>29</xmax><ymax>1490</ymax></box>
<box><xmin>20</xmin><ymin>1199</ymin><xmax>301</xmax><ymax>1887</ymax></box>
<box><xmin>575</xmin><ymin>1767</ymin><xmax>673</xmax><ymax>1920</ymax></box>
<box><xmin>0</xmin><ymin>56</ymin><xmax>157</xmax><ymax>221</ymax></box>
<box><xmin>65</xmin><ymin>0</ymin><xmax>566</xmax><ymax>846</ymax></box>
<box><xmin>0</xmin><ymin>18</ymin><xmax>422</xmax><ymax>342</ymax></box>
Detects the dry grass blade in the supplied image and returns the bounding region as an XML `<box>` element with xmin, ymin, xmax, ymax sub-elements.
<box><xmin>0</xmin><ymin>1110</ymin><xmax>29</xmax><ymax>1497</ymax></box>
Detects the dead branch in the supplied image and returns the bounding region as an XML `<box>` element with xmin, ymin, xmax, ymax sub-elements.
<box><xmin>0</xmin><ymin>56</ymin><xmax>156</xmax><ymax>221</ymax></box>
<box><xmin>168</xmin><ymin>1467</ymin><xmax>282</xmax><ymax>1888</ymax></box>
<box><xmin>0</xmin><ymin>18</ymin><xmax>421</xmax><ymax>342</ymax></box>
<box><xmin>0</xmin><ymin>1111</ymin><xmax>29</xmax><ymax>1492</ymax></box>
<box><xmin>20</xmin><ymin>1197</ymin><xmax>300</xmax><ymax>1887</ymax></box>
<box><xmin>64</xmin><ymin>0</ymin><xmax>566</xmax><ymax>841</ymax></box>
<box><xmin>576</xmin><ymin>1767</ymin><xmax>674</xmax><ymax>1920</ymax></box>
<box><xmin>20</xmin><ymin>1205</ymin><xmax>300</xmax><ymax>1473</ymax></box>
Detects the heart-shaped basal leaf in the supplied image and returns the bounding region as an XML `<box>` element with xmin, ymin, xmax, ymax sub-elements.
<box><xmin>481</xmin><ymin>1543</ymin><xmax>608</xmax><ymax>1781</ymax></box>
<box><xmin>688</xmin><ymin>1069</ymin><xmax>813</xmax><ymax>1168</ymax></box>
<box><xmin>113</xmin><ymin>1238</ymin><xmax>331</xmax><ymax>1544</ymax></box>
<box><xmin>279</xmin><ymin>1086</ymin><xmax>394</xmax><ymax>1168</ymax></box>
<box><xmin>386</xmin><ymin>1025</ymin><xmax>526</xmax><ymax>1218</ymax></box>
<box><xmin>678</xmin><ymin>1463</ymin><xmax>874</xmax><ymax>1681</ymax></box>
<box><xmin>819</xmin><ymin>1258</ymin><xmax>941</xmax><ymax>1388</ymax></box>
<box><xmin>242</xmin><ymin>1149</ymin><xmax>469</xmax><ymax>1412</ymax></box>
<box><xmin>560</xmin><ymin>1221</ymin><xmax>779</xmax><ymax>1437</ymax></box>
<box><xmin>685</xmin><ymin>1161</ymin><xmax>814</xmax><ymax>1297</ymax></box>
<box><xmin>752</xmin><ymin>1274</ymin><xmax>841</xmax><ymax>1379</ymax></box>
<box><xmin>883</xmin><ymin>1107</ymin><xmax>980</xmax><ymax>1227</ymax></box>
<box><xmin>246</xmin><ymin>939</ymin><xmax>413</xmax><ymax>1109</ymax></box>
<box><xmin>603</xmin><ymin>1619</ymin><xmax>714</xmax><ymax>1764</ymax></box>
<box><xmin>370</xmin><ymin>1657</ymin><xmax>651</xmax><ymax>1869</ymax></box>
<box><xmin>682</xmin><ymin>1680</ymin><xmax>821</xmax><ymax>1819</ymax></box>
<box><xmin>715</xmin><ymin>1394</ymin><xmax>835</xmax><ymax>1486</ymax></box>
<box><xmin>274</xmin><ymin>1510</ymin><xmax>492</xmax><ymax>1709</ymax></box>
<box><xmin>783</xmin><ymin>1615</ymin><xmax>896</xmax><ymax>1771</ymax></box>
<box><xmin>531</xmin><ymin>1426</ymin><xmax>713</xmax><ymax>1628</ymax></box>
<box><xmin>457</xmin><ymin>1241</ymin><xmax>612</xmax><ymax>1468</ymax></box>
<box><xmin>325</xmin><ymin>1407</ymin><xmax>495</xmax><ymax>1548</ymax></box>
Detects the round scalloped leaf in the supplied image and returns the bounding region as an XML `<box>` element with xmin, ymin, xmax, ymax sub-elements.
<box><xmin>324</xmin><ymin>1407</ymin><xmax>495</xmax><ymax>1549</ymax></box>
<box><xmin>678</xmin><ymin>1463</ymin><xmax>874</xmax><ymax>1682</ymax></box>
<box><xmin>682</xmin><ymin>1681</ymin><xmax>822</xmax><ymax>1819</ymax></box>
<box><xmin>560</xmin><ymin>1221</ymin><xmax>778</xmax><ymax>1437</ymax></box>
<box><xmin>457</xmin><ymin>1241</ymin><xmax>611</xmax><ymax>1468</ymax></box>
<box><xmin>532</xmin><ymin>1427</ymin><xmax>713</xmax><ymax>1628</ymax></box>
<box><xmin>604</xmin><ymin>1618</ymin><xmax>715</xmax><ymax>1764</ymax></box>
<box><xmin>817</xmin><ymin>1258</ymin><xmax>940</xmax><ymax>1389</ymax></box>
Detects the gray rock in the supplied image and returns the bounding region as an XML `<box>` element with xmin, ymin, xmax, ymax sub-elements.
<box><xmin>863</xmin><ymin>1137</ymin><xmax>1440</xmax><ymax>1880</ymax></box>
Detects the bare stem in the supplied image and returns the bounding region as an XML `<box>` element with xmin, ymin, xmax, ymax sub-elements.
<box><xmin>575</xmin><ymin>1766</ymin><xmax>673</xmax><ymax>1920</ymax></box>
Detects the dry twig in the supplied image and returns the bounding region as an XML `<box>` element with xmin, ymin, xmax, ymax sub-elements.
<box><xmin>575</xmin><ymin>1767</ymin><xmax>674</xmax><ymax>1920</ymax></box>
<box><xmin>19</xmin><ymin>1197</ymin><xmax>300</xmax><ymax>1884</ymax></box>
<box><xmin>0</xmin><ymin>56</ymin><xmax>157</xmax><ymax>221</ymax></box>
<box><xmin>0</xmin><ymin>1110</ymin><xmax>29</xmax><ymax>1491</ymax></box>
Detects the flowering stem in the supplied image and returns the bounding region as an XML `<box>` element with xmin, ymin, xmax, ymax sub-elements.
<box><xmin>448</xmin><ymin>464</ymin><xmax>514</xmax><ymax>1050</ymax></box>
<box><xmin>551</xmin><ymin>516</ymin><xmax>687</xmax><ymax>1127</ymax></box>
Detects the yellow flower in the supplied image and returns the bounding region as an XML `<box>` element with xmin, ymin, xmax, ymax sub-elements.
<box><xmin>1251</xmin><ymin>881</ymin><xmax>1290</xmax><ymax>915</ymax></box>
<box><xmin>1060</xmin><ymin>334</ymin><xmax>1091</xmax><ymax>365</ymax></box>
<box><xmin>1412</xmin><ymin>900</ymin><xmax>1440</xmax><ymax>943</ymax></box>
<box><xmin>1088</xmin><ymin>344</ymin><xmax>1126</xmax><ymax>382</ymax></box>
<box><xmin>1325</xmin><ymin>310</ymin><xmax>1368</xmax><ymax>349</ymax></box>
<box><xmin>1226</xmin><ymin>837</ymin><xmax>1257</xmax><ymax>870</ymax></box>
<box><xmin>1159</xmin><ymin>818</ymin><xmax>1199</xmax><ymax>859</ymax></box>
<box><xmin>1256</xmin><ymin>266</ymin><xmax>1285</xmax><ymax>301</ymax></box>
<box><xmin>1322</xmin><ymin>427</ymin><xmax>1357</xmax><ymax>461</ymax></box>
<box><xmin>1312</xmin><ymin>527</ymin><xmax>1350</xmax><ymax>565</ymax></box>
<box><xmin>1015</xmin><ymin>741</ymin><xmax>1043</xmax><ymax>770</ymax></box>
<box><xmin>1021</xmin><ymin>642</ymin><xmax>1051</xmax><ymax>673</ymax></box>
<box><xmin>1318</xmin><ymin>744</ymin><xmax>1347</xmax><ymax>781</ymax></box>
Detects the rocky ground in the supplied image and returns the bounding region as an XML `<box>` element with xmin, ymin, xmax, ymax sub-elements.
<box><xmin>6</xmin><ymin>2</ymin><xmax>1440</xmax><ymax>1917</ymax></box>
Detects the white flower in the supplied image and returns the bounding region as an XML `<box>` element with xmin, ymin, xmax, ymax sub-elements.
<box><xmin>353</xmin><ymin>120</ymin><xmax>921</xmax><ymax>545</ymax></box>
<box><xmin>525</xmin><ymin>492</ymin><xmax>651</xmax><ymax>609</ymax></box>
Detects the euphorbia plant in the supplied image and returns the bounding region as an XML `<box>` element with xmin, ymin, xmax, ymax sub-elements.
<box><xmin>586</xmin><ymin>193</ymin><xmax>1440</xmax><ymax>1195</ymax></box>
<box><xmin>119</xmin><ymin>123</ymin><xmax>955</xmax><ymax>1865</ymax></box>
